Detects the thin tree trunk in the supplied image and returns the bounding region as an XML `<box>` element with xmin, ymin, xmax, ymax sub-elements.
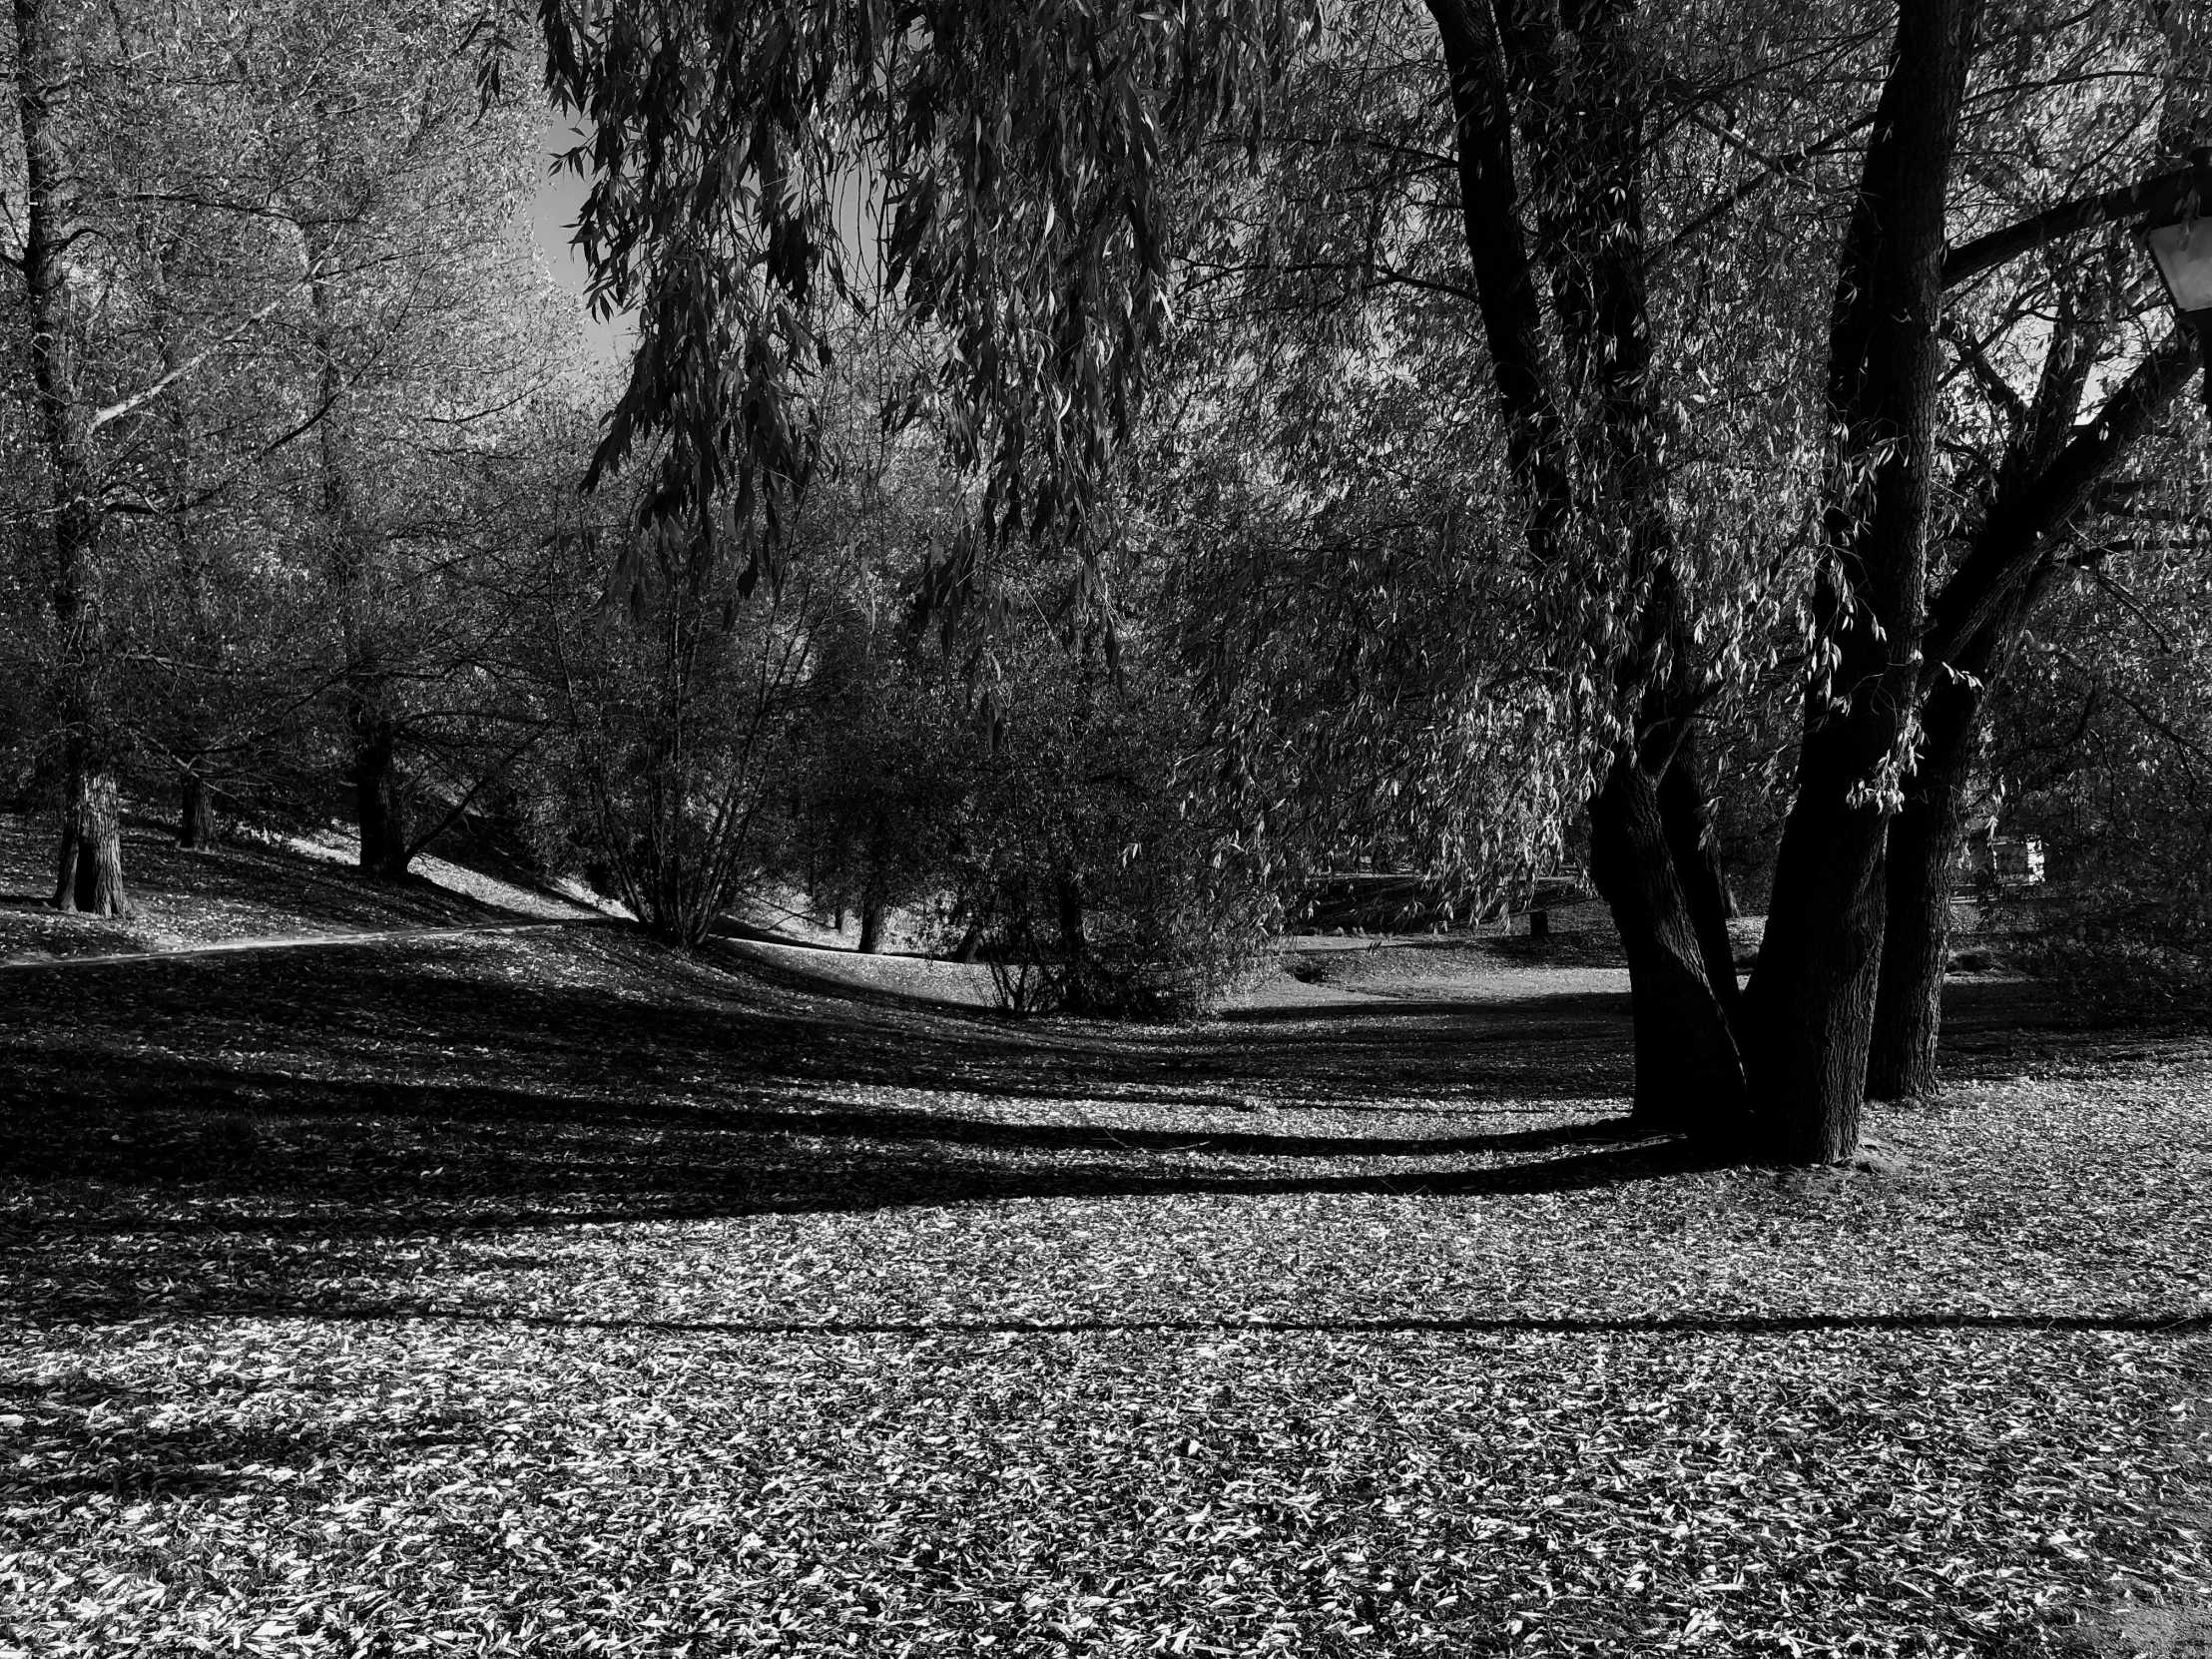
<box><xmin>1867</xmin><ymin>308</ymin><xmax>2197</xmax><ymax>1101</ymax></box>
<box><xmin>1866</xmin><ymin>688</ymin><xmax>1974</xmax><ymax>1101</ymax></box>
<box><xmin>352</xmin><ymin>715</ymin><xmax>409</xmax><ymax>879</ymax></box>
<box><xmin>308</xmin><ymin>230</ymin><xmax>410</xmax><ymax>883</ymax></box>
<box><xmin>178</xmin><ymin>766</ymin><xmax>218</xmax><ymax>849</ymax></box>
<box><xmin>1055</xmin><ymin>873</ymin><xmax>1086</xmax><ymax>958</ymax></box>
<box><xmin>1869</xmin><ymin>578</ymin><xmax>2047</xmax><ymax>1098</ymax></box>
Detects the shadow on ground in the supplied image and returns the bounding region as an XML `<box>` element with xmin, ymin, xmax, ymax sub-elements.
<box><xmin>1</xmin><ymin>926</ymin><xmax>2199</xmax><ymax>1322</ymax></box>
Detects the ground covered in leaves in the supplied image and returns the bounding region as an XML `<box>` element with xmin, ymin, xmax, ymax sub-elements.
<box><xmin>2</xmin><ymin>892</ymin><xmax>2208</xmax><ymax>1654</ymax></box>
<box><xmin>0</xmin><ymin>812</ymin><xmax>591</xmax><ymax>964</ymax></box>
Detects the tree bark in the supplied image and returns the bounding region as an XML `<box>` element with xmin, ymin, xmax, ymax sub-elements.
<box><xmin>857</xmin><ymin>900</ymin><xmax>887</xmax><ymax>954</ymax></box>
<box><xmin>1866</xmin><ymin>672</ymin><xmax>1978</xmax><ymax>1100</ymax></box>
<box><xmin>1747</xmin><ymin>0</ymin><xmax>1979</xmax><ymax>1163</ymax></box>
<box><xmin>178</xmin><ymin>766</ymin><xmax>218</xmax><ymax>849</ymax></box>
<box><xmin>1658</xmin><ymin>732</ymin><xmax>1745</xmax><ymax>1033</ymax></box>
<box><xmin>55</xmin><ymin>767</ymin><xmax>127</xmax><ymax>916</ymax></box>
<box><xmin>351</xmin><ymin>712</ymin><xmax>410</xmax><ymax>879</ymax></box>
<box><xmin>1587</xmin><ymin>752</ymin><xmax>1748</xmax><ymax>1134</ymax></box>
<box><xmin>1431</xmin><ymin>0</ymin><xmax>1757</xmax><ymax>1142</ymax></box>
<box><xmin>311</xmin><ymin>249</ymin><xmax>410</xmax><ymax>882</ymax></box>
<box><xmin>1868</xmin><ymin>317</ymin><xmax>2201</xmax><ymax>1101</ymax></box>
<box><xmin>19</xmin><ymin>0</ymin><xmax>128</xmax><ymax>917</ymax></box>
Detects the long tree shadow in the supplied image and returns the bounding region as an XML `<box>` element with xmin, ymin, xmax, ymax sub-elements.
<box><xmin>3</xmin><ymin>929</ymin><xmax>2182</xmax><ymax>1268</ymax></box>
<box><xmin>0</xmin><ymin>1395</ymin><xmax>482</xmax><ymax>1503</ymax></box>
<box><xmin>2</xmin><ymin>1052</ymin><xmax>1642</xmax><ymax>1164</ymax></box>
<box><xmin>9</xmin><ymin>1085</ymin><xmax>1691</xmax><ymax>1240</ymax></box>
<box><xmin>0</xmin><ymin>926</ymin><xmax>1640</xmax><ymax>1113</ymax></box>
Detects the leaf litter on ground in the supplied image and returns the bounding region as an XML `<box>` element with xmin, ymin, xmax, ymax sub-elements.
<box><xmin>1</xmin><ymin>888</ymin><xmax>2208</xmax><ymax>1654</ymax></box>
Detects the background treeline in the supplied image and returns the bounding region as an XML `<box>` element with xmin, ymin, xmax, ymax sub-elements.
<box><xmin>0</xmin><ymin>0</ymin><xmax>1265</xmax><ymax>1016</ymax></box>
<box><xmin>5</xmin><ymin>0</ymin><xmax>2212</xmax><ymax>1066</ymax></box>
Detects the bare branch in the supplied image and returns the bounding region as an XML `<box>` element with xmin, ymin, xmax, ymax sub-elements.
<box><xmin>86</xmin><ymin>286</ymin><xmax>300</xmax><ymax>434</ymax></box>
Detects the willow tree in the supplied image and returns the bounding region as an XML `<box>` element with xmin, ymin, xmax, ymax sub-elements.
<box><xmin>521</xmin><ymin>0</ymin><xmax>2208</xmax><ymax>1160</ymax></box>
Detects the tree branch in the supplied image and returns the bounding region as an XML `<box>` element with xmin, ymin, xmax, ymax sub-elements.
<box><xmin>1924</xmin><ymin>326</ymin><xmax>2202</xmax><ymax>672</ymax></box>
<box><xmin>86</xmin><ymin>286</ymin><xmax>299</xmax><ymax>434</ymax></box>
<box><xmin>1942</xmin><ymin>162</ymin><xmax>2203</xmax><ymax>291</ymax></box>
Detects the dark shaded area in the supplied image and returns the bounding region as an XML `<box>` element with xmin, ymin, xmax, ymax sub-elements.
<box><xmin>3</xmin><ymin>928</ymin><xmax>2201</xmax><ymax>1326</ymax></box>
<box><xmin>0</xmin><ymin>1378</ymin><xmax>480</xmax><ymax>1504</ymax></box>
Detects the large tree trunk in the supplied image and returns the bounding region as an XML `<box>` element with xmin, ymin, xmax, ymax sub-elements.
<box><xmin>1587</xmin><ymin>751</ymin><xmax>1748</xmax><ymax>1135</ymax></box>
<box><xmin>1746</xmin><ymin>736</ymin><xmax>1892</xmax><ymax>1162</ymax></box>
<box><xmin>53</xmin><ymin>763</ymin><xmax>127</xmax><ymax>916</ymax></box>
<box><xmin>856</xmin><ymin>899</ymin><xmax>887</xmax><ymax>955</ymax></box>
<box><xmin>18</xmin><ymin>0</ymin><xmax>127</xmax><ymax>917</ymax></box>
<box><xmin>1433</xmin><ymin>0</ymin><xmax>1760</xmax><ymax>1143</ymax></box>
<box><xmin>1746</xmin><ymin>0</ymin><xmax>1979</xmax><ymax>1163</ymax></box>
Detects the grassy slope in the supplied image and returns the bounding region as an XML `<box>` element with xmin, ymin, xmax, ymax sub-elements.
<box><xmin>0</xmin><ymin>812</ymin><xmax>589</xmax><ymax>963</ymax></box>
<box><xmin>0</xmin><ymin>861</ymin><xmax>2207</xmax><ymax>1655</ymax></box>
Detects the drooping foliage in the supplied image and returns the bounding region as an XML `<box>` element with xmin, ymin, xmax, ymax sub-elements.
<box><xmin>531</xmin><ymin>0</ymin><xmax>1322</xmax><ymax>610</ymax></box>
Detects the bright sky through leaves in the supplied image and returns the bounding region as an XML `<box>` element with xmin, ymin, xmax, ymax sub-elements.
<box><xmin>522</xmin><ymin>111</ymin><xmax>636</xmax><ymax>368</ymax></box>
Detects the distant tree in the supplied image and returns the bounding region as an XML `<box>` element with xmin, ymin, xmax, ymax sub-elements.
<box><xmin>525</xmin><ymin>494</ymin><xmax>851</xmax><ymax>945</ymax></box>
<box><xmin>791</xmin><ymin>599</ymin><xmax>975</xmax><ymax>954</ymax></box>
<box><xmin>267</xmin><ymin>2</ymin><xmax>569</xmax><ymax>877</ymax></box>
<box><xmin>2</xmin><ymin>0</ymin><xmax>576</xmax><ymax>901</ymax></box>
<box><xmin>962</xmin><ymin>636</ymin><xmax>1277</xmax><ymax>1018</ymax></box>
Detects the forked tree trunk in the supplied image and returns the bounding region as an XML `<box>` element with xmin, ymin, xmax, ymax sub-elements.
<box><xmin>53</xmin><ymin>762</ymin><xmax>127</xmax><ymax>915</ymax></box>
<box><xmin>857</xmin><ymin>900</ymin><xmax>887</xmax><ymax>954</ymax></box>
<box><xmin>1587</xmin><ymin>751</ymin><xmax>1748</xmax><ymax>1136</ymax></box>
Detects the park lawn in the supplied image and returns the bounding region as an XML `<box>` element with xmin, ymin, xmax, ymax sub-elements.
<box><xmin>0</xmin><ymin>921</ymin><xmax>2207</xmax><ymax>1657</ymax></box>
<box><xmin>0</xmin><ymin>811</ymin><xmax>593</xmax><ymax>965</ymax></box>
